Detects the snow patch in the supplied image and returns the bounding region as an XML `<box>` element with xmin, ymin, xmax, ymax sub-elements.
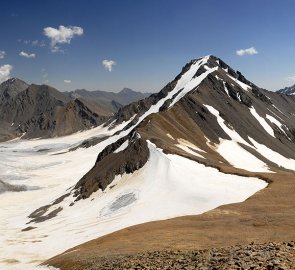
<box><xmin>226</xmin><ymin>74</ymin><xmax>251</xmax><ymax>92</ymax></box>
<box><xmin>176</xmin><ymin>138</ymin><xmax>205</xmax><ymax>158</ymax></box>
<box><xmin>166</xmin><ymin>133</ymin><xmax>174</xmax><ymax>139</ymax></box>
<box><xmin>249</xmin><ymin>138</ymin><xmax>295</xmax><ymax>171</ymax></box>
<box><xmin>249</xmin><ymin>107</ymin><xmax>274</xmax><ymax>137</ymax></box>
<box><xmin>265</xmin><ymin>114</ymin><xmax>288</xmax><ymax>136</ymax></box>
<box><xmin>223</xmin><ymin>81</ymin><xmax>230</xmax><ymax>97</ymax></box>
<box><xmin>114</xmin><ymin>140</ymin><xmax>129</xmax><ymax>153</ymax></box>
<box><xmin>217</xmin><ymin>140</ymin><xmax>271</xmax><ymax>173</ymax></box>
<box><xmin>204</xmin><ymin>105</ymin><xmax>271</xmax><ymax>172</ymax></box>
<box><xmin>204</xmin><ymin>105</ymin><xmax>250</xmax><ymax>145</ymax></box>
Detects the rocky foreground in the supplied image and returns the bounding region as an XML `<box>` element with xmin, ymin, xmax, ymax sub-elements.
<box><xmin>48</xmin><ymin>241</ymin><xmax>295</xmax><ymax>270</ymax></box>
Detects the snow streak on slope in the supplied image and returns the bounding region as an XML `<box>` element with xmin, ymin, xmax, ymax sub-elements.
<box><xmin>204</xmin><ymin>105</ymin><xmax>249</xmax><ymax>145</ymax></box>
<box><xmin>122</xmin><ymin>55</ymin><xmax>217</xmax><ymax>126</ymax></box>
<box><xmin>223</xmin><ymin>81</ymin><xmax>230</xmax><ymax>97</ymax></box>
<box><xmin>226</xmin><ymin>73</ymin><xmax>251</xmax><ymax>92</ymax></box>
<box><xmin>176</xmin><ymin>138</ymin><xmax>205</xmax><ymax>158</ymax></box>
<box><xmin>204</xmin><ymin>105</ymin><xmax>271</xmax><ymax>173</ymax></box>
<box><xmin>249</xmin><ymin>138</ymin><xmax>295</xmax><ymax>171</ymax></box>
<box><xmin>265</xmin><ymin>114</ymin><xmax>288</xmax><ymax>136</ymax></box>
<box><xmin>168</xmin><ymin>57</ymin><xmax>218</xmax><ymax>108</ymax></box>
<box><xmin>217</xmin><ymin>140</ymin><xmax>271</xmax><ymax>173</ymax></box>
<box><xmin>249</xmin><ymin>107</ymin><xmax>274</xmax><ymax>137</ymax></box>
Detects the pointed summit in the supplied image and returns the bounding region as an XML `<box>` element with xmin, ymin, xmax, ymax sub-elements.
<box><xmin>0</xmin><ymin>77</ymin><xmax>28</xmax><ymax>99</ymax></box>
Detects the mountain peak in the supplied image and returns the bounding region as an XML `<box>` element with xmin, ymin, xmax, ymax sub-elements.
<box><xmin>0</xmin><ymin>77</ymin><xmax>28</xmax><ymax>87</ymax></box>
<box><xmin>119</xmin><ymin>88</ymin><xmax>135</xmax><ymax>94</ymax></box>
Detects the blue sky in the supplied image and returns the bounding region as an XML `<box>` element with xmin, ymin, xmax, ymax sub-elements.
<box><xmin>0</xmin><ymin>0</ymin><xmax>295</xmax><ymax>92</ymax></box>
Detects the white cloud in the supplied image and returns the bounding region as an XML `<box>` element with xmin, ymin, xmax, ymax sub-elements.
<box><xmin>285</xmin><ymin>75</ymin><xmax>295</xmax><ymax>82</ymax></box>
<box><xmin>236</xmin><ymin>47</ymin><xmax>258</xmax><ymax>56</ymax></box>
<box><xmin>43</xmin><ymin>25</ymin><xmax>83</xmax><ymax>52</ymax></box>
<box><xmin>0</xmin><ymin>50</ymin><xmax>6</xmax><ymax>59</ymax></box>
<box><xmin>102</xmin><ymin>60</ymin><xmax>116</xmax><ymax>72</ymax></box>
<box><xmin>64</xmin><ymin>79</ymin><xmax>71</xmax><ymax>83</ymax></box>
<box><xmin>0</xmin><ymin>64</ymin><xmax>13</xmax><ymax>83</ymax></box>
<box><xmin>19</xmin><ymin>51</ymin><xmax>36</xmax><ymax>58</ymax></box>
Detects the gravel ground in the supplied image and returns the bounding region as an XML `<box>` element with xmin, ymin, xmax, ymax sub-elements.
<box><xmin>49</xmin><ymin>241</ymin><xmax>295</xmax><ymax>270</ymax></box>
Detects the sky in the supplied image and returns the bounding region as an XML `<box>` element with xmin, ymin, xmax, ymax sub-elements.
<box><xmin>0</xmin><ymin>0</ymin><xmax>295</xmax><ymax>92</ymax></box>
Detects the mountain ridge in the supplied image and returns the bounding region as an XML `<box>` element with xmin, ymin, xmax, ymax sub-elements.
<box><xmin>0</xmin><ymin>79</ymin><xmax>150</xmax><ymax>141</ymax></box>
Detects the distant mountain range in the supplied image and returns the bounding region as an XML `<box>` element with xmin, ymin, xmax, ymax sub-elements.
<box><xmin>277</xmin><ymin>84</ymin><xmax>295</xmax><ymax>95</ymax></box>
<box><xmin>65</xmin><ymin>88</ymin><xmax>150</xmax><ymax>115</ymax></box>
<box><xmin>0</xmin><ymin>78</ymin><xmax>150</xmax><ymax>141</ymax></box>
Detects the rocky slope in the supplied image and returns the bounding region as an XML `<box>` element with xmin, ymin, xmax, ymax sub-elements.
<box><xmin>46</xmin><ymin>241</ymin><xmax>295</xmax><ymax>270</ymax></box>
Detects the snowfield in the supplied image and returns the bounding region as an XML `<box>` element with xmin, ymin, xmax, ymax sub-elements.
<box><xmin>0</xmin><ymin>135</ymin><xmax>267</xmax><ymax>269</ymax></box>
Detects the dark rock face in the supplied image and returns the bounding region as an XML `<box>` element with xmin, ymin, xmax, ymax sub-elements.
<box><xmin>28</xmin><ymin>193</ymin><xmax>70</xmax><ymax>223</ymax></box>
<box><xmin>74</xmin><ymin>133</ymin><xmax>149</xmax><ymax>200</ymax></box>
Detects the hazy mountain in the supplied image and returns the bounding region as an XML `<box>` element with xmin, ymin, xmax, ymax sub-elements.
<box><xmin>65</xmin><ymin>88</ymin><xmax>151</xmax><ymax>115</ymax></box>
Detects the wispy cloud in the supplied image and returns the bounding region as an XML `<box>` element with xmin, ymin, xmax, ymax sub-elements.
<box><xmin>285</xmin><ymin>75</ymin><xmax>295</xmax><ymax>82</ymax></box>
<box><xmin>19</xmin><ymin>51</ymin><xmax>36</xmax><ymax>58</ymax></box>
<box><xmin>0</xmin><ymin>50</ymin><xmax>6</xmax><ymax>59</ymax></box>
<box><xmin>0</xmin><ymin>64</ymin><xmax>13</xmax><ymax>83</ymax></box>
<box><xmin>64</xmin><ymin>79</ymin><xmax>71</xmax><ymax>83</ymax></box>
<box><xmin>236</xmin><ymin>47</ymin><xmax>258</xmax><ymax>56</ymax></box>
<box><xmin>21</xmin><ymin>39</ymin><xmax>46</xmax><ymax>47</ymax></box>
<box><xmin>102</xmin><ymin>60</ymin><xmax>116</xmax><ymax>72</ymax></box>
<box><xmin>43</xmin><ymin>25</ymin><xmax>83</xmax><ymax>52</ymax></box>
<box><xmin>41</xmin><ymin>69</ymin><xmax>49</xmax><ymax>83</ymax></box>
